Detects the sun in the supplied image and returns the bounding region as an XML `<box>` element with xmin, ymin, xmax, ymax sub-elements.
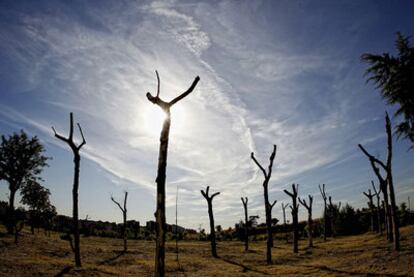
<box><xmin>142</xmin><ymin>104</ymin><xmax>188</xmax><ymax>137</ymax></box>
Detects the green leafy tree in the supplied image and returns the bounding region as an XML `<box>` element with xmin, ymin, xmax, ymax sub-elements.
<box><xmin>20</xmin><ymin>180</ymin><xmax>54</xmax><ymax>234</ymax></box>
<box><xmin>0</xmin><ymin>130</ymin><xmax>49</xmax><ymax>233</ymax></box>
<box><xmin>362</xmin><ymin>32</ymin><xmax>414</xmax><ymax>148</ymax></box>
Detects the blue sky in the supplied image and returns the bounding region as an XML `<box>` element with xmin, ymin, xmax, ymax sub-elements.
<box><xmin>0</xmin><ymin>0</ymin><xmax>413</xmax><ymax>229</ymax></box>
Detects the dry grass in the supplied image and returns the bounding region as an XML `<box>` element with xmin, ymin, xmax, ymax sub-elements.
<box><xmin>0</xmin><ymin>225</ymin><xmax>413</xmax><ymax>276</ymax></box>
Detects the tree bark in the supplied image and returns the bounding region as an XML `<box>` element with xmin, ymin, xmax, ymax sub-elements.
<box><xmin>319</xmin><ymin>184</ymin><xmax>328</xmax><ymax>241</ymax></box>
<box><xmin>386</xmin><ymin>113</ymin><xmax>400</xmax><ymax>250</ymax></box>
<box><xmin>241</xmin><ymin>197</ymin><xmax>249</xmax><ymax>251</ymax></box>
<box><xmin>299</xmin><ymin>195</ymin><xmax>313</xmax><ymax>248</ymax></box>
<box><xmin>52</xmin><ymin>112</ymin><xmax>86</xmax><ymax>267</ymax></box>
<box><xmin>111</xmin><ymin>192</ymin><xmax>128</xmax><ymax>253</ymax></box>
<box><xmin>251</xmin><ymin>145</ymin><xmax>277</xmax><ymax>264</ymax></box>
<box><xmin>284</xmin><ymin>184</ymin><xmax>299</xmax><ymax>253</ymax></box>
<box><xmin>146</xmin><ymin>71</ymin><xmax>200</xmax><ymax>276</ymax></box>
<box><xmin>201</xmin><ymin>186</ymin><xmax>220</xmax><ymax>258</ymax></box>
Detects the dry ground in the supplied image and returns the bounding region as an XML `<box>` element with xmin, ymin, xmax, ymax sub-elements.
<box><xmin>0</xmin><ymin>225</ymin><xmax>413</xmax><ymax>276</ymax></box>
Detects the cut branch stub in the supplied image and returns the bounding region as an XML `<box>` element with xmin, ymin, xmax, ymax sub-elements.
<box><xmin>146</xmin><ymin>70</ymin><xmax>200</xmax><ymax>112</ymax></box>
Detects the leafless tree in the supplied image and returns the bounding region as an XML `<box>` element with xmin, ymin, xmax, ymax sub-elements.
<box><xmin>111</xmin><ymin>191</ymin><xmax>128</xmax><ymax>252</ymax></box>
<box><xmin>318</xmin><ymin>184</ymin><xmax>328</xmax><ymax>241</ymax></box>
<box><xmin>201</xmin><ymin>186</ymin><xmax>220</xmax><ymax>258</ymax></box>
<box><xmin>284</xmin><ymin>184</ymin><xmax>299</xmax><ymax>253</ymax></box>
<box><xmin>363</xmin><ymin>189</ymin><xmax>375</xmax><ymax>232</ymax></box>
<box><xmin>299</xmin><ymin>195</ymin><xmax>313</xmax><ymax>248</ymax></box>
<box><xmin>251</xmin><ymin>145</ymin><xmax>277</xmax><ymax>264</ymax></box>
<box><xmin>52</xmin><ymin>112</ymin><xmax>86</xmax><ymax>267</ymax></box>
<box><xmin>328</xmin><ymin>196</ymin><xmax>341</xmax><ymax>238</ymax></box>
<box><xmin>358</xmin><ymin>112</ymin><xmax>399</xmax><ymax>250</ymax></box>
<box><xmin>146</xmin><ymin>70</ymin><xmax>200</xmax><ymax>276</ymax></box>
<box><xmin>241</xmin><ymin>197</ymin><xmax>249</xmax><ymax>251</ymax></box>
<box><xmin>281</xmin><ymin>202</ymin><xmax>289</xmax><ymax>243</ymax></box>
<box><xmin>371</xmin><ymin>180</ymin><xmax>382</xmax><ymax>234</ymax></box>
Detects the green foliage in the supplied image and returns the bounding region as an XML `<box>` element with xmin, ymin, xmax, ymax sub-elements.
<box><xmin>0</xmin><ymin>130</ymin><xmax>49</xmax><ymax>196</ymax></box>
<box><xmin>362</xmin><ymin>32</ymin><xmax>414</xmax><ymax>148</ymax></box>
<box><xmin>20</xmin><ymin>180</ymin><xmax>52</xmax><ymax>212</ymax></box>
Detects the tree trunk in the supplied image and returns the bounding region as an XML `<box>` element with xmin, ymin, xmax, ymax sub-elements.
<box><xmin>208</xmin><ymin>201</ymin><xmax>217</xmax><ymax>257</ymax></box>
<box><xmin>264</xmin><ymin>180</ymin><xmax>273</xmax><ymax>263</ymax></box>
<box><xmin>308</xmin><ymin>212</ymin><xmax>313</xmax><ymax>248</ymax></box>
<box><xmin>73</xmin><ymin>153</ymin><xmax>81</xmax><ymax>267</ymax></box>
<box><xmin>155</xmin><ymin>113</ymin><xmax>170</xmax><ymax>275</ymax></box>
<box><xmin>241</xmin><ymin>198</ymin><xmax>249</xmax><ymax>251</ymax></box>
<box><xmin>382</xmin><ymin>185</ymin><xmax>393</xmax><ymax>242</ymax></box>
<box><xmin>123</xmin><ymin>209</ymin><xmax>127</xmax><ymax>252</ymax></box>
<box><xmin>386</xmin><ymin>114</ymin><xmax>400</xmax><ymax>251</ymax></box>
<box><xmin>7</xmin><ymin>188</ymin><xmax>16</xmax><ymax>234</ymax></box>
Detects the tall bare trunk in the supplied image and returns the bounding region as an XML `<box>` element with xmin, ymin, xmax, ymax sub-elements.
<box><xmin>284</xmin><ymin>184</ymin><xmax>299</xmax><ymax>253</ymax></box>
<box><xmin>52</xmin><ymin>112</ymin><xmax>86</xmax><ymax>267</ymax></box>
<box><xmin>201</xmin><ymin>186</ymin><xmax>220</xmax><ymax>258</ymax></box>
<box><xmin>146</xmin><ymin>71</ymin><xmax>200</xmax><ymax>276</ymax></box>
<box><xmin>299</xmin><ymin>195</ymin><xmax>313</xmax><ymax>248</ymax></box>
<box><xmin>241</xmin><ymin>197</ymin><xmax>249</xmax><ymax>251</ymax></box>
<box><xmin>251</xmin><ymin>145</ymin><xmax>277</xmax><ymax>264</ymax></box>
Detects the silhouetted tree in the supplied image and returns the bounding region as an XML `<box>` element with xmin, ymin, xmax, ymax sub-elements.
<box><xmin>299</xmin><ymin>194</ymin><xmax>313</xmax><ymax>248</ymax></box>
<box><xmin>284</xmin><ymin>184</ymin><xmax>299</xmax><ymax>253</ymax></box>
<box><xmin>0</xmin><ymin>130</ymin><xmax>48</xmax><ymax>235</ymax></box>
<box><xmin>20</xmin><ymin>180</ymin><xmax>53</xmax><ymax>234</ymax></box>
<box><xmin>251</xmin><ymin>145</ymin><xmax>277</xmax><ymax>264</ymax></box>
<box><xmin>359</xmin><ymin>113</ymin><xmax>400</xmax><ymax>250</ymax></box>
<box><xmin>281</xmin><ymin>202</ymin><xmax>289</xmax><ymax>243</ymax></box>
<box><xmin>241</xmin><ymin>197</ymin><xmax>249</xmax><ymax>251</ymax></box>
<box><xmin>318</xmin><ymin>184</ymin><xmax>328</xmax><ymax>241</ymax></box>
<box><xmin>146</xmin><ymin>70</ymin><xmax>200</xmax><ymax>277</ymax></box>
<box><xmin>52</xmin><ymin>112</ymin><xmax>86</xmax><ymax>267</ymax></box>
<box><xmin>201</xmin><ymin>186</ymin><xmax>220</xmax><ymax>258</ymax></box>
<box><xmin>363</xmin><ymin>188</ymin><xmax>375</xmax><ymax>232</ymax></box>
<box><xmin>362</xmin><ymin>32</ymin><xmax>414</xmax><ymax>148</ymax></box>
<box><xmin>328</xmin><ymin>196</ymin><xmax>341</xmax><ymax>238</ymax></box>
<box><xmin>111</xmin><ymin>191</ymin><xmax>128</xmax><ymax>252</ymax></box>
<box><xmin>371</xmin><ymin>180</ymin><xmax>383</xmax><ymax>234</ymax></box>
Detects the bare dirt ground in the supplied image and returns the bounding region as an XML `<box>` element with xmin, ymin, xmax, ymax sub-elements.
<box><xmin>0</xmin><ymin>225</ymin><xmax>413</xmax><ymax>276</ymax></box>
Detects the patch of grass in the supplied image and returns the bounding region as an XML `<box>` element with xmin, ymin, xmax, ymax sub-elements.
<box><xmin>0</xmin><ymin>225</ymin><xmax>413</xmax><ymax>276</ymax></box>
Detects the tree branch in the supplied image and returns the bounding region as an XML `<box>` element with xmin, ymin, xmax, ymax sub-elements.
<box><xmin>111</xmin><ymin>196</ymin><xmax>124</xmax><ymax>212</ymax></box>
<box><xmin>76</xmin><ymin>123</ymin><xmax>86</xmax><ymax>150</ymax></box>
<box><xmin>358</xmin><ymin>144</ymin><xmax>387</xmax><ymax>171</ymax></box>
<box><xmin>169</xmin><ymin>76</ymin><xmax>200</xmax><ymax>106</ymax></box>
<box><xmin>250</xmin><ymin>152</ymin><xmax>267</xmax><ymax>178</ymax></box>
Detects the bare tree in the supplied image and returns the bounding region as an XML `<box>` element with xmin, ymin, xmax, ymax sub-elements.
<box><xmin>146</xmin><ymin>71</ymin><xmax>200</xmax><ymax>276</ymax></box>
<box><xmin>284</xmin><ymin>184</ymin><xmax>299</xmax><ymax>253</ymax></box>
<box><xmin>358</xmin><ymin>112</ymin><xmax>400</xmax><ymax>250</ymax></box>
<box><xmin>201</xmin><ymin>186</ymin><xmax>220</xmax><ymax>258</ymax></box>
<box><xmin>281</xmin><ymin>202</ymin><xmax>289</xmax><ymax>243</ymax></box>
<box><xmin>52</xmin><ymin>112</ymin><xmax>85</xmax><ymax>267</ymax></box>
<box><xmin>363</xmin><ymin>189</ymin><xmax>375</xmax><ymax>232</ymax></box>
<box><xmin>371</xmin><ymin>180</ymin><xmax>382</xmax><ymax>234</ymax></box>
<box><xmin>241</xmin><ymin>197</ymin><xmax>249</xmax><ymax>251</ymax></box>
<box><xmin>328</xmin><ymin>196</ymin><xmax>341</xmax><ymax>238</ymax></box>
<box><xmin>111</xmin><ymin>191</ymin><xmax>128</xmax><ymax>253</ymax></box>
<box><xmin>299</xmin><ymin>195</ymin><xmax>313</xmax><ymax>248</ymax></box>
<box><xmin>251</xmin><ymin>145</ymin><xmax>277</xmax><ymax>264</ymax></box>
<box><xmin>318</xmin><ymin>184</ymin><xmax>328</xmax><ymax>241</ymax></box>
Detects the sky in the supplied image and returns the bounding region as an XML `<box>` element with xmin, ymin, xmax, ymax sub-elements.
<box><xmin>0</xmin><ymin>0</ymin><xmax>414</xmax><ymax>230</ymax></box>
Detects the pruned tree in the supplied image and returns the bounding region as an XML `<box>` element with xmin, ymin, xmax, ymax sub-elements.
<box><xmin>371</xmin><ymin>180</ymin><xmax>383</xmax><ymax>234</ymax></box>
<box><xmin>318</xmin><ymin>184</ymin><xmax>328</xmax><ymax>241</ymax></box>
<box><xmin>111</xmin><ymin>191</ymin><xmax>128</xmax><ymax>252</ymax></box>
<box><xmin>299</xmin><ymin>195</ymin><xmax>313</xmax><ymax>248</ymax></box>
<box><xmin>251</xmin><ymin>144</ymin><xmax>277</xmax><ymax>264</ymax></box>
<box><xmin>363</xmin><ymin>189</ymin><xmax>375</xmax><ymax>232</ymax></box>
<box><xmin>52</xmin><ymin>112</ymin><xmax>86</xmax><ymax>267</ymax></box>
<box><xmin>358</xmin><ymin>112</ymin><xmax>400</xmax><ymax>250</ymax></box>
<box><xmin>284</xmin><ymin>184</ymin><xmax>299</xmax><ymax>253</ymax></box>
<box><xmin>241</xmin><ymin>197</ymin><xmax>249</xmax><ymax>251</ymax></box>
<box><xmin>146</xmin><ymin>70</ymin><xmax>200</xmax><ymax>277</ymax></box>
<box><xmin>0</xmin><ymin>130</ymin><xmax>49</xmax><ymax>235</ymax></box>
<box><xmin>201</xmin><ymin>186</ymin><xmax>220</xmax><ymax>258</ymax></box>
<box><xmin>328</xmin><ymin>196</ymin><xmax>341</xmax><ymax>238</ymax></box>
<box><xmin>281</xmin><ymin>202</ymin><xmax>289</xmax><ymax>243</ymax></box>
